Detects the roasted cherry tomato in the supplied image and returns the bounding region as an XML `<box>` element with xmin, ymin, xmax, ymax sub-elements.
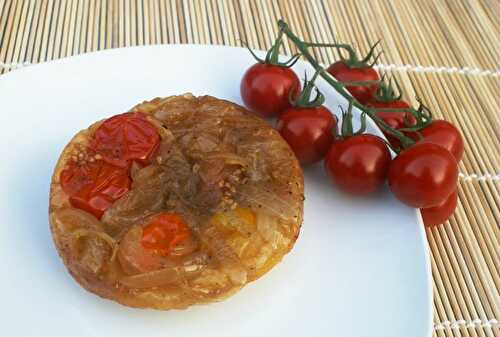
<box><xmin>388</xmin><ymin>143</ymin><xmax>458</xmax><ymax>208</ymax></box>
<box><xmin>141</xmin><ymin>213</ymin><xmax>191</xmax><ymax>256</ymax></box>
<box><xmin>366</xmin><ymin>99</ymin><xmax>416</xmax><ymax>149</ymax></box>
<box><xmin>412</xmin><ymin>120</ymin><xmax>464</xmax><ymax>162</ymax></box>
<box><xmin>421</xmin><ymin>190</ymin><xmax>457</xmax><ymax>226</ymax></box>
<box><xmin>327</xmin><ymin>61</ymin><xmax>379</xmax><ymax>105</ymax></box>
<box><xmin>60</xmin><ymin>159</ymin><xmax>131</xmax><ymax>219</ymax></box>
<box><xmin>91</xmin><ymin>112</ymin><xmax>160</xmax><ymax>168</ymax></box>
<box><xmin>277</xmin><ymin>106</ymin><xmax>336</xmax><ymax>164</ymax></box>
<box><xmin>240</xmin><ymin>63</ymin><xmax>300</xmax><ymax>118</ymax></box>
<box><xmin>324</xmin><ymin>134</ymin><xmax>391</xmax><ymax>194</ymax></box>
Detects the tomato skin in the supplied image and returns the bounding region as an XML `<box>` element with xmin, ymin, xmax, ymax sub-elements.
<box><xmin>366</xmin><ymin>100</ymin><xmax>416</xmax><ymax>149</ymax></box>
<box><xmin>421</xmin><ymin>190</ymin><xmax>457</xmax><ymax>226</ymax></box>
<box><xmin>141</xmin><ymin>213</ymin><xmax>191</xmax><ymax>256</ymax></box>
<box><xmin>327</xmin><ymin>61</ymin><xmax>379</xmax><ymax>105</ymax></box>
<box><xmin>324</xmin><ymin>134</ymin><xmax>391</xmax><ymax>194</ymax></box>
<box><xmin>91</xmin><ymin>112</ymin><xmax>160</xmax><ymax>168</ymax></box>
<box><xmin>276</xmin><ymin>106</ymin><xmax>336</xmax><ymax>164</ymax></box>
<box><xmin>388</xmin><ymin>143</ymin><xmax>458</xmax><ymax>208</ymax></box>
<box><xmin>60</xmin><ymin>160</ymin><xmax>131</xmax><ymax>219</ymax></box>
<box><xmin>413</xmin><ymin>120</ymin><xmax>464</xmax><ymax>162</ymax></box>
<box><xmin>240</xmin><ymin>63</ymin><xmax>300</xmax><ymax>117</ymax></box>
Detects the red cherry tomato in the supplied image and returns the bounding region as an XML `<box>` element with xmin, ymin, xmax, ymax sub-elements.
<box><xmin>388</xmin><ymin>143</ymin><xmax>458</xmax><ymax>208</ymax></box>
<box><xmin>327</xmin><ymin>61</ymin><xmax>379</xmax><ymax>105</ymax></box>
<box><xmin>240</xmin><ymin>63</ymin><xmax>300</xmax><ymax>118</ymax></box>
<box><xmin>276</xmin><ymin>106</ymin><xmax>336</xmax><ymax>164</ymax></box>
<box><xmin>91</xmin><ymin>112</ymin><xmax>160</xmax><ymax>168</ymax></box>
<box><xmin>412</xmin><ymin>120</ymin><xmax>464</xmax><ymax>162</ymax></box>
<box><xmin>60</xmin><ymin>159</ymin><xmax>131</xmax><ymax>219</ymax></box>
<box><xmin>366</xmin><ymin>99</ymin><xmax>416</xmax><ymax>149</ymax></box>
<box><xmin>141</xmin><ymin>213</ymin><xmax>191</xmax><ymax>256</ymax></box>
<box><xmin>324</xmin><ymin>134</ymin><xmax>391</xmax><ymax>194</ymax></box>
<box><xmin>421</xmin><ymin>190</ymin><xmax>457</xmax><ymax>226</ymax></box>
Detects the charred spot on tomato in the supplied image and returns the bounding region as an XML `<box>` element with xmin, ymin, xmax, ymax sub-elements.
<box><xmin>60</xmin><ymin>159</ymin><xmax>131</xmax><ymax>219</ymax></box>
<box><xmin>140</xmin><ymin>213</ymin><xmax>192</xmax><ymax>256</ymax></box>
<box><xmin>90</xmin><ymin>112</ymin><xmax>161</xmax><ymax>168</ymax></box>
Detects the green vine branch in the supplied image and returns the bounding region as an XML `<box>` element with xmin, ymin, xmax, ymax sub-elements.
<box><xmin>277</xmin><ymin>19</ymin><xmax>432</xmax><ymax>151</ymax></box>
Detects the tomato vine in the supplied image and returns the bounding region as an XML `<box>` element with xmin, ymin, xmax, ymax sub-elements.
<box><xmin>277</xmin><ymin>19</ymin><xmax>433</xmax><ymax>152</ymax></box>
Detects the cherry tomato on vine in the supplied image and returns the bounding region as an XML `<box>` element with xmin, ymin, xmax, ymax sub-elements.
<box><xmin>388</xmin><ymin>143</ymin><xmax>458</xmax><ymax>208</ymax></box>
<box><xmin>411</xmin><ymin>120</ymin><xmax>464</xmax><ymax>162</ymax></box>
<box><xmin>421</xmin><ymin>190</ymin><xmax>457</xmax><ymax>227</ymax></box>
<box><xmin>141</xmin><ymin>213</ymin><xmax>192</xmax><ymax>256</ymax></box>
<box><xmin>91</xmin><ymin>112</ymin><xmax>160</xmax><ymax>168</ymax></box>
<box><xmin>60</xmin><ymin>159</ymin><xmax>131</xmax><ymax>219</ymax></box>
<box><xmin>324</xmin><ymin>134</ymin><xmax>391</xmax><ymax>194</ymax></box>
<box><xmin>277</xmin><ymin>106</ymin><xmax>336</xmax><ymax>164</ymax></box>
<box><xmin>366</xmin><ymin>99</ymin><xmax>416</xmax><ymax>149</ymax></box>
<box><xmin>327</xmin><ymin>61</ymin><xmax>379</xmax><ymax>105</ymax></box>
<box><xmin>240</xmin><ymin>63</ymin><xmax>300</xmax><ymax>118</ymax></box>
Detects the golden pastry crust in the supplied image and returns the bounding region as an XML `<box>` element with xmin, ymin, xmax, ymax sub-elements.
<box><xmin>49</xmin><ymin>94</ymin><xmax>304</xmax><ymax>309</ymax></box>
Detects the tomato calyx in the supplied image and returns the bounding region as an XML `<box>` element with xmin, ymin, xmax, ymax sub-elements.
<box><xmin>372</xmin><ymin>75</ymin><xmax>403</xmax><ymax>103</ymax></box>
<box><xmin>244</xmin><ymin>30</ymin><xmax>300</xmax><ymax>68</ymax></box>
<box><xmin>336</xmin><ymin>40</ymin><xmax>382</xmax><ymax>69</ymax></box>
<box><xmin>366</xmin><ymin>98</ymin><xmax>434</xmax><ymax>152</ymax></box>
<box><xmin>290</xmin><ymin>71</ymin><xmax>325</xmax><ymax>109</ymax></box>
<box><xmin>393</xmin><ymin>99</ymin><xmax>433</xmax><ymax>135</ymax></box>
<box><xmin>335</xmin><ymin>102</ymin><xmax>367</xmax><ymax>140</ymax></box>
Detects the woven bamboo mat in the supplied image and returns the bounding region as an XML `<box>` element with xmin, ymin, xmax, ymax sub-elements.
<box><xmin>0</xmin><ymin>0</ymin><xmax>498</xmax><ymax>335</ymax></box>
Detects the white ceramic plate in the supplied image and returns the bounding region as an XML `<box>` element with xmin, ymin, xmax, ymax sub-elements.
<box><xmin>0</xmin><ymin>45</ymin><xmax>432</xmax><ymax>337</ymax></box>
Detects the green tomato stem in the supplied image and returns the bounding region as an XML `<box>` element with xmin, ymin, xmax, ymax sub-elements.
<box><xmin>277</xmin><ymin>19</ymin><xmax>417</xmax><ymax>151</ymax></box>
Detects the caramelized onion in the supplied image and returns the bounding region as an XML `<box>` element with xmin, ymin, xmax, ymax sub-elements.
<box><xmin>119</xmin><ymin>252</ymin><xmax>209</xmax><ymax>289</ymax></box>
<box><xmin>102</xmin><ymin>168</ymin><xmax>165</xmax><ymax>233</ymax></box>
<box><xmin>71</xmin><ymin>228</ymin><xmax>118</xmax><ymax>260</ymax></box>
<box><xmin>237</xmin><ymin>184</ymin><xmax>298</xmax><ymax>222</ymax></box>
<box><xmin>52</xmin><ymin>209</ymin><xmax>115</xmax><ymax>274</ymax></box>
<box><xmin>198</xmin><ymin>224</ymin><xmax>248</xmax><ymax>286</ymax></box>
<box><xmin>256</xmin><ymin>211</ymin><xmax>289</xmax><ymax>250</ymax></box>
<box><xmin>52</xmin><ymin>208</ymin><xmax>104</xmax><ymax>232</ymax></box>
<box><xmin>118</xmin><ymin>225</ymin><xmax>163</xmax><ymax>274</ymax></box>
<box><xmin>203</xmin><ymin>152</ymin><xmax>247</xmax><ymax>167</ymax></box>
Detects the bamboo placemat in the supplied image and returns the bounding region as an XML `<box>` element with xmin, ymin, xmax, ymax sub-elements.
<box><xmin>0</xmin><ymin>1</ymin><xmax>498</xmax><ymax>335</ymax></box>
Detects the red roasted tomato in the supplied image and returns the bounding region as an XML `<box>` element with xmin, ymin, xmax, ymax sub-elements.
<box><xmin>60</xmin><ymin>159</ymin><xmax>131</xmax><ymax>219</ymax></box>
<box><xmin>327</xmin><ymin>61</ymin><xmax>379</xmax><ymax>105</ymax></box>
<box><xmin>324</xmin><ymin>134</ymin><xmax>391</xmax><ymax>194</ymax></box>
<box><xmin>277</xmin><ymin>106</ymin><xmax>336</xmax><ymax>164</ymax></box>
<box><xmin>141</xmin><ymin>213</ymin><xmax>191</xmax><ymax>256</ymax></box>
<box><xmin>240</xmin><ymin>63</ymin><xmax>300</xmax><ymax>118</ymax></box>
<box><xmin>388</xmin><ymin>143</ymin><xmax>458</xmax><ymax>208</ymax></box>
<box><xmin>91</xmin><ymin>112</ymin><xmax>160</xmax><ymax>168</ymax></box>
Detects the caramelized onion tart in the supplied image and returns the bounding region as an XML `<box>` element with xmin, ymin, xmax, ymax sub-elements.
<box><xmin>49</xmin><ymin>94</ymin><xmax>304</xmax><ymax>309</ymax></box>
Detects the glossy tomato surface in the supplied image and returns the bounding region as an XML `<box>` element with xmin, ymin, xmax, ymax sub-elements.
<box><xmin>324</xmin><ymin>134</ymin><xmax>391</xmax><ymax>194</ymax></box>
<box><xmin>388</xmin><ymin>143</ymin><xmax>458</xmax><ymax>208</ymax></box>
<box><xmin>277</xmin><ymin>106</ymin><xmax>336</xmax><ymax>164</ymax></box>
<box><xmin>240</xmin><ymin>63</ymin><xmax>300</xmax><ymax>118</ymax></box>
<box><xmin>327</xmin><ymin>61</ymin><xmax>379</xmax><ymax>105</ymax></box>
<box><xmin>413</xmin><ymin>120</ymin><xmax>464</xmax><ymax>162</ymax></box>
<box><xmin>60</xmin><ymin>159</ymin><xmax>131</xmax><ymax>219</ymax></box>
<box><xmin>91</xmin><ymin>112</ymin><xmax>160</xmax><ymax>168</ymax></box>
<box><xmin>141</xmin><ymin>213</ymin><xmax>191</xmax><ymax>256</ymax></box>
<box><xmin>421</xmin><ymin>190</ymin><xmax>457</xmax><ymax>226</ymax></box>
